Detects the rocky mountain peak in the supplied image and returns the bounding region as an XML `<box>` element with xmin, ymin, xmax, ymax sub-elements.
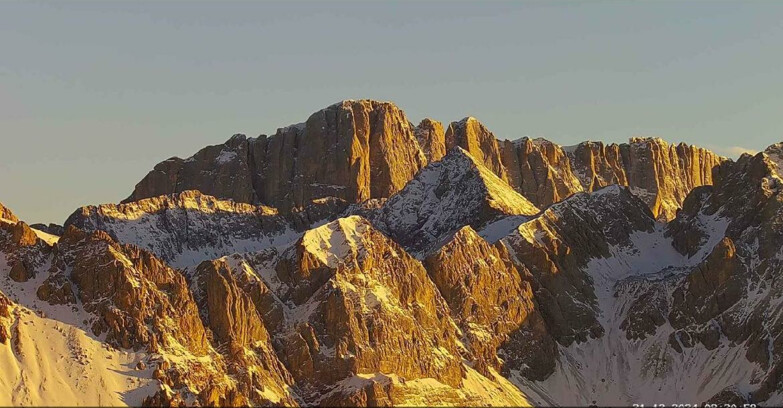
<box><xmin>66</xmin><ymin>190</ymin><xmax>351</xmax><ymax>268</ymax></box>
<box><xmin>445</xmin><ymin>117</ymin><xmax>510</xmax><ymax>183</ymax></box>
<box><xmin>299</xmin><ymin>215</ymin><xmax>370</xmax><ymax>268</ymax></box>
<box><xmin>123</xmin><ymin>99</ymin><xmax>724</xmax><ymax>223</ymax></box>
<box><xmin>763</xmin><ymin>142</ymin><xmax>783</xmax><ymax>175</ymax></box>
<box><xmin>500</xmin><ymin>135</ymin><xmax>725</xmax><ymax>220</ymax></box>
<box><xmin>414</xmin><ymin>118</ymin><xmax>446</xmax><ymax>162</ymax></box>
<box><xmin>6</xmin><ymin>96</ymin><xmax>780</xmax><ymax>406</ymax></box>
<box><xmin>125</xmin><ymin>99</ymin><xmax>428</xmax><ymax>211</ymax></box>
<box><xmin>371</xmin><ymin>146</ymin><xmax>539</xmax><ymax>256</ymax></box>
<box><xmin>0</xmin><ymin>202</ymin><xmax>18</xmax><ymax>223</ymax></box>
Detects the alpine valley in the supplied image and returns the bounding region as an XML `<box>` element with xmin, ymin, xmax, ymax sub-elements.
<box><xmin>2</xmin><ymin>99</ymin><xmax>781</xmax><ymax>407</ymax></box>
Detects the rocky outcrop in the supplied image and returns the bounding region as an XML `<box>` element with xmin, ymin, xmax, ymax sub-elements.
<box><xmin>191</xmin><ymin>257</ymin><xmax>297</xmax><ymax>405</ymax></box>
<box><xmin>499</xmin><ymin>137</ymin><xmax>725</xmax><ymax>220</ymax></box>
<box><xmin>0</xmin><ymin>202</ymin><xmax>18</xmax><ymax>223</ymax></box>
<box><xmin>424</xmin><ymin>226</ymin><xmax>556</xmax><ymax>379</ymax></box>
<box><xmin>414</xmin><ymin>118</ymin><xmax>446</xmax><ymax>162</ymax></box>
<box><xmin>500</xmin><ymin>138</ymin><xmax>584</xmax><ymax>208</ymax></box>
<box><xmin>668</xmin><ymin>237</ymin><xmax>745</xmax><ymax>333</ymax></box>
<box><xmin>193</xmin><ymin>258</ymin><xmax>269</xmax><ymax>348</ymax></box>
<box><xmin>371</xmin><ymin>147</ymin><xmax>539</xmax><ymax>256</ymax></box>
<box><xmin>445</xmin><ymin>117</ymin><xmax>510</xmax><ymax>183</ymax></box>
<box><xmin>270</xmin><ymin>217</ymin><xmax>465</xmax><ymax>393</ymax></box>
<box><xmin>66</xmin><ymin>190</ymin><xmax>350</xmax><ymax>268</ymax></box>
<box><xmin>0</xmin><ymin>220</ymin><xmax>52</xmax><ymax>285</ymax></box>
<box><xmin>29</xmin><ymin>223</ymin><xmax>64</xmax><ymax>236</ymax></box>
<box><xmin>125</xmin><ymin>100</ymin><xmax>722</xmax><ymax>222</ymax></box>
<box><xmin>48</xmin><ymin>226</ymin><xmax>210</xmax><ymax>353</ymax></box>
<box><xmin>126</xmin><ymin>100</ymin><xmax>427</xmax><ymax>210</ymax></box>
<box><xmin>0</xmin><ymin>290</ymin><xmax>10</xmax><ymax>345</ymax></box>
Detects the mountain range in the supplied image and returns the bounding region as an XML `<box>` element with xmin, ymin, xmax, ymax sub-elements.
<box><xmin>1</xmin><ymin>99</ymin><xmax>780</xmax><ymax>407</ymax></box>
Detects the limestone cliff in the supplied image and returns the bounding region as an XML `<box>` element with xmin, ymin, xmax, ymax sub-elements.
<box><xmin>500</xmin><ymin>136</ymin><xmax>725</xmax><ymax>220</ymax></box>
<box><xmin>126</xmin><ymin>100</ymin><xmax>427</xmax><ymax>210</ymax></box>
<box><xmin>125</xmin><ymin>101</ymin><xmax>722</xmax><ymax>221</ymax></box>
<box><xmin>424</xmin><ymin>226</ymin><xmax>556</xmax><ymax>380</ymax></box>
<box><xmin>445</xmin><ymin>117</ymin><xmax>510</xmax><ymax>183</ymax></box>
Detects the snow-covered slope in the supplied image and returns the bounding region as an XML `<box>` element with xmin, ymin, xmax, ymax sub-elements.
<box><xmin>0</xmin><ymin>255</ymin><xmax>155</xmax><ymax>406</ymax></box>
<box><xmin>509</xmin><ymin>220</ymin><xmax>760</xmax><ymax>406</ymax></box>
<box><xmin>372</xmin><ymin>147</ymin><xmax>539</xmax><ymax>257</ymax></box>
<box><xmin>498</xmin><ymin>157</ymin><xmax>783</xmax><ymax>406</ymax></box>
<box><xmin>65</xmin><ymin>190</ymin><xmax>348</xmax><ymax>268</ymax></box>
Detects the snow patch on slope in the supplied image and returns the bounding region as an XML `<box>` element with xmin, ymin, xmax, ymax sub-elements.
<box><xmin>214</xmin><ymin>149</ymin><xmax>238</xmax><ymax>165</ymax></box>
<box><xmin>302</xmin><ymin>216</ymin><xmax>369</xmax><ymax>268</ymax></box>
<box><xmin>30</xmin><ymin>228</ymin><xmax>59</xmax><ymax>245</ymax></box>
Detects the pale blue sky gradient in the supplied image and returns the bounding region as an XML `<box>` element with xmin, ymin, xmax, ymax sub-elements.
<box><xmin>1</xmin><ymin>1</ymin><xmax>782</xmax><ymax>223</ymax></box>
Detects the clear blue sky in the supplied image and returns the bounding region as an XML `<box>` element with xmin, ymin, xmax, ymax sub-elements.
<box><xmin>1</xmin><ymin>1</ymin><xmax>782</xmax><ymax>224</ymax></box>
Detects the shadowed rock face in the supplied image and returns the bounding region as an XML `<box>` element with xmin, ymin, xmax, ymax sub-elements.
<box><xmin>29</xmin><ymin>223</ymin><xmax>64</xmax><ymax>236</ymax></box>
<box><xmin>126</xmin><ymin>100</ymin><xmax>427</xmax><ymax>211</ymax></box>
<box><xmin>665</xmin><ymin>149</ymin><xmax>783</xmax><ymax>402</ymax></box>
<box><xmin>613</xmin><ymin>146</ymin><xmax>783</xmax><ymax>405</ymax></box>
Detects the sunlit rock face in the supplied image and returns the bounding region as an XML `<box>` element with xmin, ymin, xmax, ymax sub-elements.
<box><xmin>499</xmin><ymin>137</ymin><xmax>584</xmax><ymax>209</ymax></box>
<box><xmin>423</xmin><ymin>226</ymin><xmax>556</xmax><ymax>380</ymax></box>
<box><xmin>0</xmin><ymin>203</ymin><xmax>18</xmax><ymax>223</ymax></box>
<box><xmin>445</xmin><ymin>117</ymin><xmax>511</xmax><ymax>184</ymax></box>
<box><xmin>126</xmin><ymin>100</ymin><xmax>428</xmax><ymax>211</ymax></box>
<box><xmin>125</xmin><ymin>100</ymin><xmax>722</xmax><ymax>222</ymax></box>
<box><xmin>415</xmin><ymin>118</ymin><xmax>447</xmax><ymax>163</ymax></box>
<box><xmin>499</xmin><ymin>136</ymin><xmax>725</xmax><ymax>220</ymax></box>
